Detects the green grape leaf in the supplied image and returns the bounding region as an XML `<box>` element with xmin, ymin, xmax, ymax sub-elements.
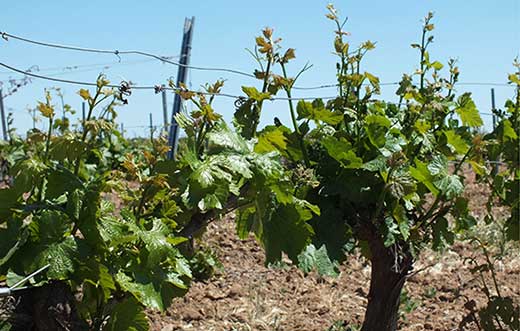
<box><xmin>455</xmin><ymin>93</ymin><xmax>483</xmax><ymax>127</ymax></box>
<box><xmin>115</xmin><ymin>272</ymin><xmax>165</xmax><ymax>310</ymax></box>
<box><xmin>478</xmin><ymin>297</ymin><xmax>519</xmax><ymax>331</ymax></box>
<box><xmin>363</xmin><ymin>155</ymin><xmax>388</xmax><ymax>172</ymax></box>
<box><xmin>427</xmin><ymin>154</ymin><xmax>448</xmax><ymax>176</ymax></box>
<box><xmin>249</xmin><ymin>151</ymin><xmax>284</xmax><ymax>178</ymax></box>
<box><xmin>28</xmin><ymin>210</ymin><xmax>71</xmax><ymax>244</ymax></box>
<box><xmin>198</xmin><ymin>193</ymin><xmax>223</xmax><ymax>211</ymax></box>
<box><xmin>74</xmin><ymin>260</ymin><xmax>116</xmax><ymax>302</ymax></box>
<box><xmin>388</xmin><ymin>170</ymin><xmax>416</xmax><ymax>200</ymax></box>
<box><xmin>431</xmin><ymin>61</ymin><xmax>443</xmax><ymax>70</ymax></box>
<box><xmin>242</xmin><ymin>86</ymin><xmax>271</xmax><ymax>102</ymax></box>
<box><xmin>236</xmin><ymin>205</ymin><xmax>259</xmax><ymax>240</ymax></box>
<box><xmin>0</xmin><ymin>219</ymin><xmax>26</xmax><ymax>267</ymax></box>
<box><xmin>220</xmin><ymin>154</ymin><xmax>253</xmax><ymax>178</ymax></box>
<box><xmin>434</xmin><ymin>174</ymin><xmax>463</xmax><ymax>199</ymax></box>
<box><xmin>365</xmin><ymin>115</ymin><xmax>391</xmax><ymax>148</ymax></box>
<box><xmin>46</xmin><ymin>167</ymin><xmax>83</xmax><ymax>200</ymax></box>
<box><xmin>0</xmin><ymin>188</ymin><xmax>19</xmax><ymax>220</ymax></box>
<box><xmin>297</xmin><ymin>244</ymin><xmax>339</xmax><ymax>277</ymax></box>
<box><xmin>501</xmin><ymin>120</ymin><xmax>518</xmax><ymax>141</ymax></box>
<box><xmin>432</xmin><ymin>217</ymin><xmax>454</xmax><ymax>250</ymax></box>
<box><xmin>66</xmin><ymin>189</ymin><xmax>83</xmax><ymax>221</ymax></box>
<box><xmin>103</xmin><ymin>297</ymin><xmax>149</xmax><ymax>331</ymax></box>
<box><xmin>322</xmin><ymin>136</ymin><xmax>363</xmax><ymax>169</ymax></box>
<box><xmin>11</xmin><ymin>158</ymin><xmax>46</xmax><ymax>197</ymax></box>
<box><xmin>30</xmin><ymin>236</ymin><xmax>78</xmax><ymax>280</ymax></box>
<box><xmin>296</xmin><ymin>99</ymin><xmax>343</xmax><ymax>125</ymax></box>
<box><xmin>98</xmin><ymin>216</ymin><xmax>136</xmax><ymax>247</ymax></box>
<box><xmin>393</xmin><ymin>204</ymin><xmax>410</xmax><ymax>240</ymax></box>
<box><xmin>383</xmin><ymin>217</ymin><xmax>400</xmax><ymax>247</ymax></box>
<box><xmin>190</xmin><ymin>157</ymin><xmax>233</xmax><ymax>188</ymax></box>
<box><xmin>263</xmin><ymin>205</ymin><xmax>314</xmax><ymax>264</ymax></box>
<box><xmin>444</xmin><ymin>130</ymin><xmax>469</xmax><ymax>154</ymax></box>
<box><xmin>50</xmin><ymin>134</ymin><xmax>88</xmax><ymax>163</ymax></box>
<box><xmin>78</xmin><ymin>186</ymin><xmax>105</xmax><ymax>251</ymax></box>
<box><xmin>380</xmin><ymin>134</ymin><xmax>407</xmax><ymax>157</ymax></box>
<box><xmin>206</xmin><ymin>121</ymin><xmax>250</xmax><ymax>153</ymax></box>
<box><xmin>255</xmin><ymin>126</ymin><xmax>289</xmax><ymax>154</ymax></box>
<box><xmin>410</xmin><ymin>160</ymin><xmax>439</xmax><ymax>196</ymax></box>
<box><xmin>135</xmin><ymin>219</ymin><xmax>181</xmax><ymax>269</ymax></box>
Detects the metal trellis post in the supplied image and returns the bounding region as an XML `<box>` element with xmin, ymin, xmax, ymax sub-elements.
<box><xmin>0</xmin><ymin>90</ymin><xmax>7</xmax><ymax>141</ymax></box>
<box><xmin>490</xmin><ymin>88</ymin><xmax>499</xmax><ymax>175</ymax></box>
<box><xmin>149</xmin><ymin>113</ymin><xmax>154</xmax><ymax>142</ymax></box>
<box><xmin>491</xmin><ymin>88</ymin><xmax>497</xmax><ymax>130</ymax></box>
<box><xmin>82</xmin><ymin>102</ymin><xmax>86</xmax><ymax>121</ymax></box>
<box><xmin>167</xmin><ymin>17</ymin><xmax>195</xmax><ymax>159</ymax></box>
<box><xmin>161</xmin><ymin>87</ymin><xmax>168</xmax><ymax>133</ymax></box>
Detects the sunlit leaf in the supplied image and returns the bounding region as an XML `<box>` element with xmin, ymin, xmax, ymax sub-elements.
<box><xmin>455</xmin><ymin>93</ymin><xmax>483</xmax><ymax>127</ymax></box>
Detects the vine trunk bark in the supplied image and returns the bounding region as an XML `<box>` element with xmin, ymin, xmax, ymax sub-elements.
<box><xmin>361</xmin><ymin>232</ymin><xmax>413</xmax><ymax>331</ymax></box>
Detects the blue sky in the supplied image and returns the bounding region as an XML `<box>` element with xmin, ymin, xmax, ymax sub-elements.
<box><xmin>1</xmin><ymin>0</ymin><xmax>519</xmax><ymax>136</ymax></box>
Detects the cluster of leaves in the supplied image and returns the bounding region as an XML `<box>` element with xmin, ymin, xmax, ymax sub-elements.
<box><xmin>458</xmin><ymin>62</ymin><xmax>520</xmax><ymax>331</ymax></box>
<box><xmin>0</xmin><ymin>78</ymin><xmax>181</xmax><ymax>330</ymax></box>
<box><xmin>459</xmin><ymin>232</ymin><xmax>519</xmax><ymax>331</ymax></box>
<box><xmin>236</xmin><ymin>7</ymin><xmax>485</xmax><ymax>277</ymax></box>
<box><xmin>482</xmin><ymin>60</ymin><xmax>520</xmax><ymax>241</ymax></box>
<box><xmin>0</xmin><ymin>79</ymin><xmax>185</xmax><ymax>329</ymax></box>
<box><xmin>166</xmin><ymin>80</ymin><xmax>320</xmax><ymax>268</ymax></box>
<box><xmin>0</xmin><ymin>72</ymin><xmax>316</xmax><ymax>329</ymax></box>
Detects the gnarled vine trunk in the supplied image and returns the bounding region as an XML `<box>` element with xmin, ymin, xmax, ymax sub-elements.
<box><xmin>361</xmin><ymin>230</ymin><xmax>413</xmax><ymax>331</ymax></box>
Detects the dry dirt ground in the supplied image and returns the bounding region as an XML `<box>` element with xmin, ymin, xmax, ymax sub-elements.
<box><xmin>147</xmin><ymin>169</ymin><xmax>520</xmax><ymax>331</ymax></box>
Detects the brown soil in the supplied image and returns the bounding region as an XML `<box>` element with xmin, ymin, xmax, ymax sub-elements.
<box><xmin>147</xmin><ymin>168</ymin><xmax>519</xmax><ymax>331</ymax></box>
